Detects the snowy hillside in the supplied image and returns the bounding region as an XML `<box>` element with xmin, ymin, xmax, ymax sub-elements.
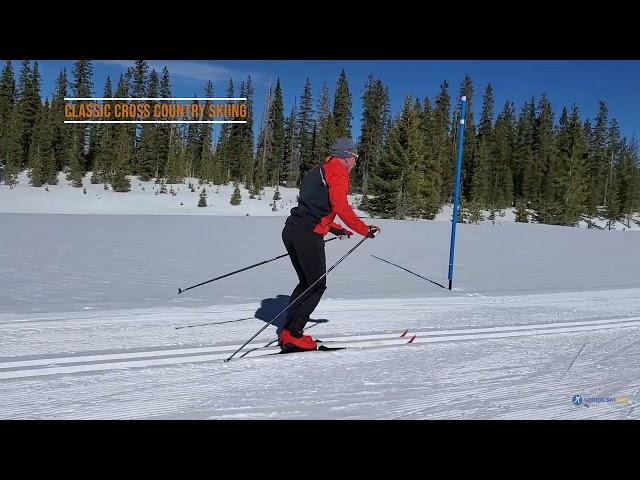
<box><xmin>2</xmin><ymin>170</ymin><xmax>639</xmax><ymax>231</ymax></box>
<box><xmin>0</xmin><ymin>171</ymin><xmax>366</xmax><ymax>217</ymax></box>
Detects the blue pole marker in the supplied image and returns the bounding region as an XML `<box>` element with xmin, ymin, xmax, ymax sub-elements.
<box><xmin>448</xmin><ymin>96</ymin><xmax>467</xmax><ymax>290</ymax></box>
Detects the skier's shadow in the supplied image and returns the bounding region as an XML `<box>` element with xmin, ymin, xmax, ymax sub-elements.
<box><xmin>255</xmin><ymin>295</ymin><xmax>328</xmax><ymax>334</ymax></box>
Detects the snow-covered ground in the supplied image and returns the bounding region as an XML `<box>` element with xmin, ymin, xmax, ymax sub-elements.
<box><xmin>1</xmin><ymin>208</ymin><xmax>639</xmax><ymax>419</ymax></box>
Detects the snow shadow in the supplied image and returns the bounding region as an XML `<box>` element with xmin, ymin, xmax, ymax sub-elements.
<box><xmin>369</xmin><ymin>254</ymin><xmax>447</xmax><ymax>289</ymax></box>
<box><xmin>254</xmin><ymin>294</ymin><xmax>328</xmax><ymax>333</ymax></box>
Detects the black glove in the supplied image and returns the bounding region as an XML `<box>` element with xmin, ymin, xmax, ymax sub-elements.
<box><xmin>330</xmin><ymin>227</ymin><xmax>353</xmax><ymax>238</ymax></box>
<box><xmin>367</xmin><ymin>225</ymin><xmax>380</xmax><ymax>238</ymax></box>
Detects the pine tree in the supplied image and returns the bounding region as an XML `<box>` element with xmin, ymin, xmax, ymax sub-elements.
<box><xmin>165</xmin><ymin>126</ymin><xmax>185</xmax><ymax>184</ymax></box>
<box><xmin>230</xmin><ymin>181</ymin><xmax>242</xmax><ymax>205</ymax></box>
<box><xmin>2</xmin><ymin>107</ymin><xmax>22</xmax><ymax>185</ymax></box>
<box><xmin>111</xmin><ymin>123</ymin><xmax>132</xmax><ymax>192</ymax></box>
<box><xmin>477</xmin><ymin>83</ymin><xmax>494</xmax><ymax>142</ymax></box>
<box><xmin>86</xmin><ymin>119</ymin><xmax>100</xmax><ymax>174</ymax></box>
<box><xmin>333</xmin><ymin>69</ymin><xmax>352</xmax><ymax>138</ymax></box>
<box><xmin>255</xmin><ymin>79</ymin><xmax>273</xmax><ymax>192</ymax></box>
<box><xmin>228</xmin><ymin>80</ymin><xmax>247</xmax><ymax>181</ymax></box>
<box><xmin>136</xmin><ymin>69</ymin><xmax>159</xmax><ymax>181</ymax></box>
<box><xmin>316</xmin><ymin>81</ymin><xmax>335</xmax><ymax>166</ymax></box>
<box><xmin>16</xmin><ymin>61</ymin><xmax>41</xmax><ymax>168</ymax></box>
<box><xmin>490</xmin><ymin>102</ymin><xmax>516</xmax><ymax>208</ymax></box>
<box><xmin>131</xmin><ymin>61</ymin><xmax>148</xmax><ymax>101</ymax></box>
<box><xmin>467</xmin><ymin>201</ymin><xmax>484</xmax><ymax>224</ymax></box>
<box><xmin>154</xmin><ymin>67</ymin><xmax>172</xmax><ymax>179</ymax></box>
<box><xmin>413</xmin><ymin>99</ymin><xmax>440</xmax><ymax>219</ymax></box>
<box><xmin>488</xmin><ymin>208</ymin><xmax>497</xmax><ymax>225</ymax></box>
<box><xmin>50</xmin><ymin>69</ymin><xmax>71</xmax><ymax>173</ymax></box>
<box><xmin>457</xmin><ymin>198</ymin><xmax>467</xmax><ymax>223</ymax></box>
<box><xmin>0</xmin><ymin>60</ymin><xmax>16</xmax><ymax>166</ymax></box>
<box><xmin>473</xmin><ymin>83</ymin><xmax>495</xmax><ymax>208</ymax></box>
<box><xmin>200</xmin><ymin>96</ymin><xmax>216</xmax><ymax>185</ymax></box>
<box><xmin>515</xmin><ymin>201</ymin><xmax>529</xmax><ymax>222</ymax></box>
<box><xmin>530</xmin><ymin>95</ymin><xmax>556</xmax><ymax>215</ymax></box>
<box><xmin>358</xmin><ymin>75</ymin><xmax>390</xmax><ymax>199</ymax></box>
<box><xmin>184</xmin><ymin>103</ymin><xmax>201</xmax><ymax>179</ymax></box>
<box><xmin>561</xmin><ymin>105</ymin><xmax>589</xmax><ymax>225</ymax></box>
<box><xmin>617</xmin><ymin>137</ymin><xmax>638</xmax><ymax>225</ymax></box>
<box><xmin>605</xmin><ymin>177</ymin><xmax>621</xmax><ymax>226</ymax></box>
<box><xmin>421</xmin><ymin>95</ymin><xmax>434</xmax><ymax>142</ymax></box>
<box><xmin>605</xmin><ymin>121</ymin><xmax>621</xmax><ymax>202</ymax></box>
<box><xmin>0</xmin><ymin>60</ymin><xmax>14</xmax><ymax>125</ymax></box>
<box><xmin>420</xmin><ymin>96</ymin><xmax>435</xmax><ymax>207</ymax></box>
<box><xmin>367</xmin><ymin>114</ymin><xmax>402</xmax><ymax>218</ymax></box>
<box><xmin>71</xmin><ymin>60</ymin><xmax>94</xmax><ymax>170</ymax></box>
<box><xmin>198</xmin><ymin>187</ymin><xmax>207</xmax><ymax>207</ymax></box>
<box><xmin>369</xmin><ymin>96</ymin><xmax>432</xmax><ymax>219</ymax></box>
<box><xmin>583</xmin><ymin>119</ymin><xmax>593</xmax><ymax>151</ymax></box>
<box><xmin>28</xmin><ymin>102</ymin><xmax>57</xmax><ymax>186</ymax></box>
<box><xmin>513</xmin><ymin>98</ymin><xmax>536</xmax><ymax>201</ymax></box>
<box><xmin>273</xmin><ymin>186</ymin><xmax>281</xmax><ymax>201</ymax></box>
<box><xmin>470</xmin><ymin>138</ymin><xmax>491</xmax><ymax>204</ymax></box>
<box><xmin>549</xmin><ymin>105</ymin><xmax>570</xmax><ymax>225</ymax></box>
<box><xmin>309</xmin><ymin>122</ymin><xmax>318</xmax><ymax>179</ymax></box>
<box><xmin>404</xmin><ymin>93</ymin><xmax>427</xmax><ymax>206</ymax></box>
<box><xmin>66</xmin><ymin>130</ymin><xmax>84</xmax><ymax>187</ymax></box>
<box><xmin>588</xmin><ymin>100</ymin><xmax>609</xmax><ymax>213</ymax></box>
<box><xmin>269</xmin><ymin>79</ymin><xmax>285</xmax><ymax>185</ymax></box>
<box><xmin>216</xmin><ymin>79</ymin><xmax>235</xmax><ymax>183</ymax></box>
<box><xmin>283</xmin><ymin>102</ymin><xmax>300</xmax><ymax>186</ymax></box>
<box><xmin>92</xmin><ymin>76</ymin><xmax>113</xmax><ymax>184</ymax></box>
<box><xmin>129</xmin><ymin>60</ymin><xmax>149</xmax><ymax>175</ymax></box>
<box><xmin>459</xmin><ymin>76</ymin><xmax>476</xmax><ymax>199</ymax></box>
<box><xmin>71</xmin><ymin>60</ymin><xmax>94</xmax><ymax>99</ymax></box>
<box><xmin>295</xmin><ymin>79</ymin><xmax>314</xmax><ymax>178</ymax></box>
<box><xmin>238</xmin><ymin>76</ymin><xmax>255</xmax><ymax>184</ymax></box>
<box><xmin>603</xmin><ymin>118</ymin><xmax>622</xmax><ymax>219</ymax></box>
<box><xmin>201</xmin><ymin>138</ymin><xmax>215</xmax><ymax>184</ymax></box>
<box><xmin>627</xmin><ymin>140</ymin><xmax>640</xmax><ymax>220</ymax></box>
<box><xmin>110</xmin><ymin>76</ymin><xmax>132</xmax><ymax>193</ymax></box>
<box><xmin>131</xmin><ymin>60</ymin><xmax>148</xmax><ymax>100</ymax></box>
<box><xmin>0</xmin><ymin>60</ymin><xmax>16</xmax><ymax>141</ymax></box>
<box><xmin>432</xmin><ymin>81</ymin><xmax>453</xmax><ymax>203</ymax></box>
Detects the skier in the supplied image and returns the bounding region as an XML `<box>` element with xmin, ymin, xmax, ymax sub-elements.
<box><xmin>279</xmin><ymin>138</ymin><xmax>380</xmax><ymax>352</ymax></box>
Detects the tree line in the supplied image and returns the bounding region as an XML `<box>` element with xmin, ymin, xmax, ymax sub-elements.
<box><xmin>0</xmin><ymin>60</ymin><xmax>638</xmax><ymax>226</ymax></box>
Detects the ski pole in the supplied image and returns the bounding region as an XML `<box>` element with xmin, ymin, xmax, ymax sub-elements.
<box><xmin>177</xmin><ymin>237</ymin><xmax>338</xmax><ymax>294</ymax></box>
<box><xmin>224</xmin><ymin>235</ymin><xmax>370</xmax><ymax>362</ymax></box>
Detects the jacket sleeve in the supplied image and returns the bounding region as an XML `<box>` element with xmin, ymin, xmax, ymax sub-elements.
<box><xmin>327</xmin><ymin>169</ymin><xmax>370</xmax><ymax>237</ymax></box>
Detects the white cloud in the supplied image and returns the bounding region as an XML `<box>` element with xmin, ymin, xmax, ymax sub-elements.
<box><xmin>97</xmin><ymin>60</ymin><xmax>238</xmax><ymax>82</ymax></box>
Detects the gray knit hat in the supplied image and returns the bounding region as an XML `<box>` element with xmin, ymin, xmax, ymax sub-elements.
<box><xmin>331</xmin><ymin>137</ymin><xmax>358</xmax><ymax>159</ymax></box>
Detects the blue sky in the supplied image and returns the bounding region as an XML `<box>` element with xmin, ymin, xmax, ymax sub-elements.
<box><xmin>31</xmin><ymin>60</ymin><xmax>640</xmax><ymax>141</ymax></box>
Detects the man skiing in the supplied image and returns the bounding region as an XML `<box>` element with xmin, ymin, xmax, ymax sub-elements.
<box><xmin>279</xmin><ymin>137</ymin><xmax>380</xmax><ymax>352</ymax></box>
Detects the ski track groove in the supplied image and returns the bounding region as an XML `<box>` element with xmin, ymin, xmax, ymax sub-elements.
<box><xmin>2</xmin><ymin>316</ymin><xmax>640</xmax><ymax>380</ymax></box>
<box><xmin>2</xmin><ymin>330</ymin><xmax>636</xmax><ymax>420</ymax></box>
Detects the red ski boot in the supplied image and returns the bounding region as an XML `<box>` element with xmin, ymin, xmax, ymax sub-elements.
<box><xmin>278</xmin><ymin>329</ymin><xmax>317</xmax><ymax>352</ymax></box>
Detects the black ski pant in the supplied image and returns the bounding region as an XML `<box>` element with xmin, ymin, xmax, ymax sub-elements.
<box><xmin>282</xmin><ymin>223</ymin><xmax>327</xmax><ymax>335</ymax></box>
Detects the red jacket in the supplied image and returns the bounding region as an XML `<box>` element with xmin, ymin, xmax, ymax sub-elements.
<box><xmin>286</xmin><ymin>157</ymin><xmax>369</xmax><ymax>237</ymax></box>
